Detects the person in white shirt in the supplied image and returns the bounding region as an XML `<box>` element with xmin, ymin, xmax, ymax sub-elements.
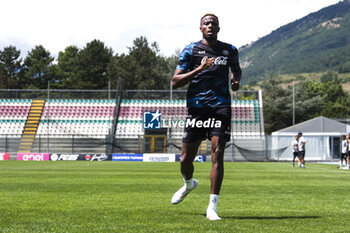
<box><xmin>291</xmin><ymin>135</ymin><xmax>299</xmax><ymax>167</ymax></box>
<box><xmin>298</xmin><ymin>132</ymin><xmax>306</xmax><ymax>168</ymax></box>
<box><xmin>340</xmin><ymin>135</ymin><xmax>348</xmax><ymax>168</ymax></box>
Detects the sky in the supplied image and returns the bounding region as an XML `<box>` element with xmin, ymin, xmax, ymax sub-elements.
<box><xmin>0</xmin><ymin>0</ymin><xmax>341</xmax><ymax>58</ymax></box>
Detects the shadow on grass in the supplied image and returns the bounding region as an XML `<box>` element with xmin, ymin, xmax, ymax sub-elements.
<box><xmin>223</xmin><ymin>216</ymin><xmax>321</xmax><ymax>220</ymax></box>
<box><xmin>201</xmin><ymin>214</ymin><xmax>321</xmax><ymax>220</ymax></box>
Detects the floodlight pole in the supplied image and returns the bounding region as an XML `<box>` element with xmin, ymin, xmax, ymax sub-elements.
<box><xmin>108</xmin><ymin>80</ymin><xmax>111</xmax><ymax>100</ymax></box>
<box><xmin>47</xmin><ymin>81</ymin><xmax>50</xmax><ymax>153</ymax></box>
<box><xmin>293</xmin><ymin>81</ymin><xmax>295</xmax><ymax>125</ymax></box>
<box><xmin>170</xmin><ymin>79</ymin><xmax>173</xmax><ymax>102</ymax></box>
<box><xmin>169</xmin><ymin>79</ymin><xmax>173</xmax><ymax>153</ymax></box>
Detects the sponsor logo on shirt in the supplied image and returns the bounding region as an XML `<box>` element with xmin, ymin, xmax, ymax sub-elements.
<box><xmin>201</xmin><ymin>56</ymin><xmax>228</xmax><ymax>66</ymax></box>
<box><xmin>222</xmin><ymin>50</ymin><xmax>229</xmax><ymax>56</ymax></box>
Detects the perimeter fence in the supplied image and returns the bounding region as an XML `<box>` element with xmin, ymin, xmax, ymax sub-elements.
<box><xmin>0</xmin><ymin>89</ymin><xmax>342</xmax><ymax>161</ymax></box>
<box><xmin>0</xmin><ymin>134</ymin><xmax>343</xmax><ymax>162</ymax></box>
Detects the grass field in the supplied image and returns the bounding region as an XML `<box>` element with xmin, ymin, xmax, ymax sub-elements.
<box><xmin>1</xmin><ymin>161</ymin><xmax>350</xmax><ymax>233</ymax></box>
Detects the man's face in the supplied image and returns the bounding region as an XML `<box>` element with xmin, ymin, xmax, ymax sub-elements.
<box><xmin>200</xmin><ymin>16</ymin><xmax>220</xmax><ymax>41</ymax></box>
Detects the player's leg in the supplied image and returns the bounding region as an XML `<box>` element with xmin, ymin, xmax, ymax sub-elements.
<box><xmin>297</xmin><ymin>153</ymin><xmax>302</xmax><ymax>168</ymax></box>
<box><xmin>206</xmin><ymin>107</ymin><xmax>231</xmax><ymax>220</ymax></box>
<box><xmin>347</xmin><ymin>154</ymin><xmax>350</xmax><ymax>169</ymax></box>
<box><xmin>343</xmin><ymin>154</ymin><xmax>346</xmax><ymax>167</ymax></box>
<box><xmin>340</xmin><ymin>154</ymin><xmax>344</xmax><ymax>167</ymax></box>
<box><xmin>210</xmin><ymin>136</ymin><xmax>226</xmax><ymax>194</ymax></box>
<box><xmin>292</xmin><ymin>153</ymin><xmax>297</xmax><ymax>167</ymax></box>
<box><xmin>180</xmin><ymin>140</ymin><xmax>202</xmax><ymax>179</ymax></box>
<box><xmin>343</xmin><ymin>154</ymin><xmax>348</xmax><ymax>167</ymax></box>
<box><xmin>300</xmin><ymin>151</ymin><xmax>306</xmax><ymax>168</ymax></box>
<box><xmin>172</xmin><ymin>107</ymin><xmax>207</xmax><ymax>205</ymax></box>
<box><xmin>206</xmin><ymin>136</ymin><xmax>226</xmax><ymax>220</ymax></box>
<box><xmin>171</xmin><ymin>140</ymin><xmax>202</xmax><ymax>204</ymax></box>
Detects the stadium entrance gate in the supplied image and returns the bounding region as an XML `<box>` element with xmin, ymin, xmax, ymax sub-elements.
<box><xmin>141</xmin><ymin>129</ymin><xmax>167</xmax><ymax>153</ymax></box>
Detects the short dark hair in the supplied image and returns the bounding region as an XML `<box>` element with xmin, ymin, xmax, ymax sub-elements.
<box><xmin>200</xmin><ymin>13</ymin><xmax>219</xmax><ymax>25</ymax></box>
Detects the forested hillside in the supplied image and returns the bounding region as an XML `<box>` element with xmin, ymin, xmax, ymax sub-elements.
<box><xmin>240</xmin><ymin>0</ymin><xmax>350</xmax><ymax>85</ymax></box>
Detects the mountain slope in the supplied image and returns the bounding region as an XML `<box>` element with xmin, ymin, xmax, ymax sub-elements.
<box><xmin>239</xmin><ymin>0</ymin><xmax>350</xmax><ymax>85</ymax></box>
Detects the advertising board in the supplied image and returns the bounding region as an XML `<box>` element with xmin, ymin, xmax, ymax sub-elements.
<box><xmin>79</xmin><ymin>154</ymin><xmax>111</xmax><ymax>161</ymax></box>
<box><xmin>143</xmin><ymin>153</ymin><xmax>176</xmax><ymax>162</ymax></box>
<box><xmin>112</xmin><ymin>154</ymin><xmax>143</xmax><ymax>161</ymax></box>
<box><xmin>50</xmin><ymin>154</ymin><xmax>80</xmax><ymax>161</ymax></box>
<box><xmin>175</xmin><ymin>154</ymin><xmax>207</xmax><ymax>162</ymax></box>
<box><xmin>17</xmin><ymin>153</ymin><xmax>50</xmax><ymax>161</ymax></box>
<box><xmin>0</xmin><ymin>153</ymin><xmax>10</xmax><ymax>160</ymax></box>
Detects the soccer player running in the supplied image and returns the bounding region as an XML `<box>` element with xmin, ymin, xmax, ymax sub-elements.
<box><xmin>291</xmin><ymin>135</ymin><xmax>299</xmax><ymax>167</ymax></box>
<box><xmin>170</xmin><ymin>13</ymin><xmax>242</xmax><ymax>220</ymax></box>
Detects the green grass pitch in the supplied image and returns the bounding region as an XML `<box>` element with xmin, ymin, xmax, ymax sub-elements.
<box><xmin>0</xmin><ymin>161</ymin><xmax>350</xmax><ymax>233</ymax></box>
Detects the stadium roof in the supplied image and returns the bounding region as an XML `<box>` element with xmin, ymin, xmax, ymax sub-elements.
<box><xmin>272</xmin><ymin>116</ymin><xmax>350</xmax><ymax>136</ymax></box>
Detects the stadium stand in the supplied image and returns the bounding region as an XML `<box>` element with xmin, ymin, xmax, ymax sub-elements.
<box><xmin>1</xmin><ymin>98</ymin><xmax>118</xmax><ymax>155</ymax></box>
<box><xmin>0</xmin><ymin>90</ymin><xmax>265</xmax><ymax>159</ymax></box>
<box><xmin>0</xmin><ymin>99</ymin><xmax>31</xmax><ymax>136</ymax></box>
<box><xmin>38</xmin><ymin>99</ymin><xmax>115</xmax><ymax>138</ymax></box>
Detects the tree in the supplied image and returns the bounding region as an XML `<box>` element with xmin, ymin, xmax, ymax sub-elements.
<box><xmin>261</xmin><ymin>74</ymin><xmax>327</xmax><ymax>134</ymax></box>
<box><xmin>166</xmin><ymin>48</ymin><xmax>181</xmax><ymax>83</ymax></box>
<box><xmin>317</xmin><ymin>72</ymin><xmax>350</xmax><ymax>118</ymax></box>
<box><xmin>0</xmin><ymin>63</ymin><xmax>6</xmax><ymax>90</ymax></box>
<box><xmin>320</xmin><ymin>71</ymin><xmax>338</xmax><ymax>83</ymax></box>
<box><xmin>338</xmin><ymin>61</ymin><xmax>350</xmax><ymax>73</ymax></box>
<box><xmin>301</xmin><ymin>72</ymin><xmax>350</xmax><ymax>118</ymax></box>
<box><xmin>293</xmin><ymin>80</ymin><xmax>325</xmax><ymax>122</ymax></box>
<box><xmin>22</xmin><ymin>45</ymin><xmax>55</xmax><ymax>89</ymax></box>
<box><xmin>72</xmin><ymin>40</ymin><xmax>113</xmax><ymax>89</ymax></box>
<box><xmin>261</xmin><ymin>74</ymin><xmax>293</xmax><ymax>134</ymax></box>
<box><xmin>0</xmin><ymin>46</ymin><xmax>22</xmax><ymax>88</ymax></box>
<box><xmin>55</xmin><ymin>45</ymin><xmax>80</xmax><ymax>89</ymax></box>
<box><xmin>321</xmin><ymin>101</ymin><xmax>350</xmax><ymax>118</ymax></box>
<box><xmin>111</xmin><ymin>36</ymin><xmax>170</xmax><ymax>91</ymax></box>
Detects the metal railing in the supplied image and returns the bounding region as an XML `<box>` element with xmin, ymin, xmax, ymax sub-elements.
<box><xmin>0</xmin><ymin>89</ymin><xmax>261</xmax><ymax>101</ymax></box>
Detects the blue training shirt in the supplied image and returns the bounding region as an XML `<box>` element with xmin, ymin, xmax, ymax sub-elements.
<box><xmin>177</xmin><ymin>40</ymin><xmax>240</xmax><ymax>109</ymax></box>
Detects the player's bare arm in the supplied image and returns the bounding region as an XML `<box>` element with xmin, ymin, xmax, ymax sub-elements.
<box><xmin>231</xmin><ymin>65</ymin><xmax>242</xmax><ymax>91</ymax></box>
<box><xmin>172</xmin><ymin>57</ymin><xmax>214</xmax><ymax>88</ymax></box>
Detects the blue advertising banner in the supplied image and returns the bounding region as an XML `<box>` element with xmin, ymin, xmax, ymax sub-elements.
<box><xmin>112</xmin><ymin>154</ymin><xmax>143</xmax><ymax>161</ymax></box>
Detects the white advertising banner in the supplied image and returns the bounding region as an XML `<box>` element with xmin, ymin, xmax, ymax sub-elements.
<box><xmin>143</xmin><ymin>153</ymin><xmax>176</xmax><ymax>162</ymax></box>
